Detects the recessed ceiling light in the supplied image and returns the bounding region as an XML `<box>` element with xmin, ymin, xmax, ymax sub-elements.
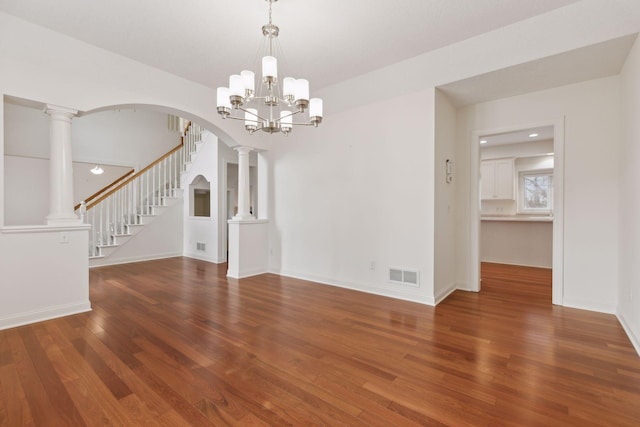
<box><xmin>528</xmin><ymin>133</ymin><xmax>539</xmax><ymax>138</ymax></box>
<box><xmin>480</xmin><ymin>140</ymin><xmax>488</xmax><ymax>144</ymax></box>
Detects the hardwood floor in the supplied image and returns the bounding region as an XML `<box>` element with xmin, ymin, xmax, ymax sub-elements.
<box><xmin>1</xmin><ymin>258</ymin><xmax>639</xmax><ymax>426</ymax></box>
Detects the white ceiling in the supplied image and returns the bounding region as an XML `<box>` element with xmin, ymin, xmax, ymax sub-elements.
<box><xmin>480</xmin><ymin>126</ymin><xmax>554</xmax><ymax>147</ymax></box>
<box><xmin>0</xmin><ymin>0</ymin><xmax>583</xmax><ymax>93</ymax></box>
<box><xmin>440</xmin><ymin>35</ymin><xmax>637</xmax><ymax>107</ymax></box>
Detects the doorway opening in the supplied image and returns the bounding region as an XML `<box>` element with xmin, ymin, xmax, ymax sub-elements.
<box><xmin>469</xmin><ymin>120</ymin><xmax>564</xmax><ymax>305</ymax></box>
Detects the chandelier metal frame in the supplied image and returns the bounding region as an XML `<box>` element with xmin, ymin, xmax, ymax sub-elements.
<box><xmin>216</xmin><ymin>0</ymin><xmax>323</xmax><ymax>135</ymax></box>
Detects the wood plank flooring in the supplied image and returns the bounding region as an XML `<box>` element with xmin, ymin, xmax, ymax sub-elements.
<box><xmin>1</xmin><ymin>258</ymin><xmax>639</xmax><ymax>426</ymax></box>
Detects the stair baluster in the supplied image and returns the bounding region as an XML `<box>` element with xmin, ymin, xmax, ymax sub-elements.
<box><xmin>82</xmin><ymin>121</ymin><xmax>202</xmax><ymax>260</ymax></box>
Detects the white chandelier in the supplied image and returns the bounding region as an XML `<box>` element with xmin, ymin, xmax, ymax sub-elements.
<box><xmin>216</xmin><ymin>0</ymin><xmax>323</xmax><ymax>135</ymax></box>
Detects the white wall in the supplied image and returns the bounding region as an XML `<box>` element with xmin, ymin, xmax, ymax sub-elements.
<box><xmin>270</xmin><ymin>88</ymin><xmax>437</xmax><ymax>304</ymax></box>
<box><xmin>434</xmin><ymin>90</ymin><xmax>458</xmax><ymax>303</ymax></box>
<box><xmin>73</xmin><ymin>162</ymin><xmax>132</xmax><ymax>203</ymax></box>
<box><xmin>183</xmin><ymin>131</ymin><xmax>224</xmax><ymax>263</ymax></box>
<box><xmin>4</xmin><ymin>155</ymin><xmax>48</xmax><ymax>225</ymax></box>
<box><xmin>481</xmin><ymin>221</ymin><xmax>553</xmax><ymax>268</ymax></box>
<box><xmin>618</xmin><ymin>36</ymin><xmax>640</xmax><ymax>353</ymax></box>
<box><xmin>72</xmin><ymin>109</ymin><xmax>179</xmax><ymax>169</ymax></box>
<box><xmin>4</xmin><ymin>155</ymin><xmax>131</xmax><ymax>226</ymax></box>
<box><xmin>89</xmin><ymin>198</ymin><xmax>183</xmax><ymax>267</ymax></box>
<box><xmin>4</xmin><ymin>103</ymin><xmax>179</xmax><ymax>167</ymax></box>
<box><xmin>456</xmin><ymin>76</ymin><xmax>621</xmax><ymax>313</ymax></box>
<box><xmin>0</xmin><ymin>11</ymin><xmax>261</xmax><ymax>329</ymax></box>
<box><xmin>4</xmin><ymin>102</ymin><xmax>180</xmax><ymax>225</ymax></box>
<box><xmin>0</xmin><ymin>225</ymin><xmax>91</xmax><ymax>329</ymax></box>
<box><xmin>2</xmin><ymin>3</ymin><xmax>639</xmax><ymax>326</ymax></box>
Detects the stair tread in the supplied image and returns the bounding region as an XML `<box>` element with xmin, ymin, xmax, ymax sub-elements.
<box><xmin>86</xmin><ymin>143</ymin><xmax>194</xmax><ymax>260</ymax></box>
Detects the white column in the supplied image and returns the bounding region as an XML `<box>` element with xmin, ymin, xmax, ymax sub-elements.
<box><xmin>233</xmin><ymin>146</ymin><xmax>254</xmax><ymax>220</ymax></box>
<box><xmin>45</xmin><ymin>104</ymin><xmax>80</xmax><ymax>225</ymax></box>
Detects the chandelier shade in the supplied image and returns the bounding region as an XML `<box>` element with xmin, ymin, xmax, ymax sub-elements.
<box><xmin>216</xmin><ymin>0</ymin><xmax>323</xmax><ymax>135</ymax></box>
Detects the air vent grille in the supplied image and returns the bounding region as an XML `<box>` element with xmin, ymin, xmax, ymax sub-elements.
<box><xmin>389</xmin><ymin>268</ymin><xmax>419</xmax><ymax>287</ymax></box>
<box><xmin>196</xmin><ymin>242</ymin><xmax>206</xmax><ymax>252</ymax></box>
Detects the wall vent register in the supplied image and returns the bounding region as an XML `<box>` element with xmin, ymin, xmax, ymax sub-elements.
<box><xmin>389</xmin><ymin>268</ymin><xmax>419</xmax><ymax>287</ymax></box>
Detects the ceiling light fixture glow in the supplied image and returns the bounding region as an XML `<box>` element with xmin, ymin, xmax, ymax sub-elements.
<box><xmin>216</xmin><ymin>0</ymin><xmax>322</xmax><ymax>136</ymax></box>
<box><xmin>528</xmin><ymin>133</ymin><xmax>539</xmax><ymax>138</ymax></box>
<box><xmin>90</xmin><ymin>165</ymin><xmax>104</xmax><ymax>175</ymax></box>
<box><xmin>480</xmin><ymin>140</ymin><xmax>488</xmax><ymax>144</ymax></box>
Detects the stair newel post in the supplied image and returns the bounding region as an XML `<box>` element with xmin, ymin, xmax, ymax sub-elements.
<box><xmin>79</xmin><ymin>201</ymin><xmax>86</xmax><ymax>223</ymax></box>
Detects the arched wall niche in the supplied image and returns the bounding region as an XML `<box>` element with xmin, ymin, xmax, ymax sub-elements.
<box><xmin>189</xmin><ymin>174</ymin><xmax>211</xmax><ymax>217</ymax></box>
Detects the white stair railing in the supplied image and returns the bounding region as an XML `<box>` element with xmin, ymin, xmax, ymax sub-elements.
<box><xmin>82</xmin><ymin>122</ymin><xmax>202</xmax><ymax>258</ymax></box>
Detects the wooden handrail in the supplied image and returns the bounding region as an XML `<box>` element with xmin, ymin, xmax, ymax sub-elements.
<box><xmin>74</xmin><ymin>168</ymin><xmax>135</xmax><ymax>211</ymax></box>
<box><xmin>86</xmin><ymin>141</ymin><xmax>184</xmax><ymax>210</ymax></box>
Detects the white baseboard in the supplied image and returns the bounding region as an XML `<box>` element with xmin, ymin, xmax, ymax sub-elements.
<box><xmin>617</xmin><ymin>312</ymin><xmax>640</xmax><ymax>358</ymax></box>
<box><xmin>0</xmin><ymin>301</ymin><xmax>91</xmax><ymax>330</ymax></box>
<box><xmin>227</xmin><ymin>266</ymin><xmax>268</xmax><ymax>279</ymax></box>
<box><xmin>562</xmin><ymin>297</ymin><xmax>616</xmax><ymax>315</ymax></box>
<box><xmin>89</xmin><ymin>252</ymin><xmax>183</xmax><ymax>268</ymax></box>
<box><xmin>435</xmin><ymin>282</ymin><xmax>458</xmax><ymax>305</ymax></box>
<box><xmin>183</xmin><ymin>252</ymin><xmax>226</xmax><ymax>264</ymax></box>
<box><xmin>272</xmin><ymin>268</ymin><xmax>435</xmax><ymax>306</ymax></box>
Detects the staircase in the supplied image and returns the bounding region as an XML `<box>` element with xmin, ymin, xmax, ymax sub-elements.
<box><xmin>80</xmin><ymin>122</ymin><xmax>203</xmax><ymax>264</ymax></box>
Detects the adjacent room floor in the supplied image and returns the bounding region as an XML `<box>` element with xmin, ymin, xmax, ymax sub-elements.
<box><xmin>0</xmin><ymin>258</ymin><xmax>639</xmax><ymax>426</ymax></box>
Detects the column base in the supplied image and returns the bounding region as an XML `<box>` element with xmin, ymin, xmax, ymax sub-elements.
<box><xmin>227</xmin><ymin>219</ymin><xmax>268</xmax><ymax>278</ymax></box>
<box><xmin>232</xmin><ymin>213</ymin><xmax>256</xmax><ymax>221</ymax></box>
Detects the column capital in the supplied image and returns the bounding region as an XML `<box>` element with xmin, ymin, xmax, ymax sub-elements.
<box><xmin>234</xmin><ymin>146</ymin><xmax>253</xmax><ymax>155</ymax></box>
<box><xmin>44</xmin><ymin>104</ymin><xmax>78</xmax><ymax>118</ymax></box>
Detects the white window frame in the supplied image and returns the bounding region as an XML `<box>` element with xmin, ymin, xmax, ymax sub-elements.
<box><xmin>517</xmin><ymin>169</ymin><xmax>553</xmax><ymax>215</ymax></box>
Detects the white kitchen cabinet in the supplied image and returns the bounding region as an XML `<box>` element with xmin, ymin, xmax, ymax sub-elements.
<box><xmin>481</xmin><ymin>159</ymin><xmax>514</xmax><ymax>200</ymax></box>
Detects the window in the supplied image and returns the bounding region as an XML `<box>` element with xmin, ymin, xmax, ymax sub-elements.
<box><xmin>518</xmin><ymin>170</ymin><xmax>553</xmax><ymax>214</ymax></box>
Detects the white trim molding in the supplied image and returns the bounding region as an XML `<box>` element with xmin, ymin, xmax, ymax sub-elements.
<box><xmin>470</xmin><ymin>117</ymin><xmax>565</xmax><ymax>305</ymax></box>
<box><xmin>0</xmin><ymin>301</ymin><xmax>91</xmax><ymax>331</ymax></box>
